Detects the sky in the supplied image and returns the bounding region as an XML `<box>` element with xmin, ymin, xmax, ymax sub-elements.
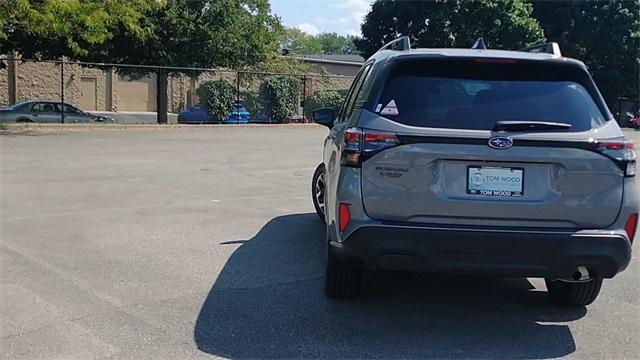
<box><xmin>269</xmin><ymin>0</ymin><xmax>372</xmax><ymax>36</ymax></box>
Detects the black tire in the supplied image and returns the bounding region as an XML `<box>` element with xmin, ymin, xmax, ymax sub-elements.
<box><xmin>325</xmin><ymin>234</ymin><xmax>362</xmax><ymax>299</ymax></box>
<box><xmin>311</xmin><ymin>163</ymin><xmax>326</xmax><ymax>223</ymax></box>
<box><xmin>545</xmin><ymin>278</ymin><xmax>603</xmax><ymax>307</ymax></box>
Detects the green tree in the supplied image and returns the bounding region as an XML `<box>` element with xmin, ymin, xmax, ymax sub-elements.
<box><xmin>356</xmin><ymin>0</ymin><xmax>545</xmax><ymax>58</ymax></box>
<box><xmin>95</xmin><ymin>0</ymin><xmax>280</xmax><ymax>124</ymax></box>
<box><xmin>280</xmin><ymin>28</ymin><xmax>322</xmax><ymax>54</ymax></box>
<box><xmin>313</xmin><ymin>33</ymin><xmax>359</xmax><ymax>55</ymax></box>
<box><xmin>0</xmin><ymin>0</ymin><xmax>155</xmax><ymax>58</ymax></box>
<box><xmin>279</xmin><ymin>28</ymin><xmax>359</xmax><ymax>55</ymax></box>
<box><xmin>247</xmin><ymin>53</ymin><xmax>313</xmax><ymax>74</ymax></box>
<box><xmin>532</xmin><ymin>0</ymin><xmax>640</xmax><ymax>107</ymax></box>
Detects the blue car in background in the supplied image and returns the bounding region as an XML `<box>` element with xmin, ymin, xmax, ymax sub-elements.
<box><xmin>177</xmin><ymin>104</ymin><xmax>250</xmax><ymax>124</ymax></box>
<box><xmin>225</xmin><ymin>106</ymin><xmax>250</xmax><ymax>124</ymax></box>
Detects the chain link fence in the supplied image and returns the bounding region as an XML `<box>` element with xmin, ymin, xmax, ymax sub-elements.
<box><xmin>0</xmin><ymin>58</ymin><xmax>356</xmax><ymax>124</ymax></box>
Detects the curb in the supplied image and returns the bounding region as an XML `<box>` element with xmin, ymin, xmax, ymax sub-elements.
<box><xmin>1</xmin><ymin>123</ymin><xmax>323</xmax><ymax>132</ymax></box>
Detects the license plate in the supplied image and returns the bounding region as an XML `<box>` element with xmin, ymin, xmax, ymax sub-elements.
<box><xmin>467</xmin><ymin>166</ymin><xmax>524</xmax><ymax>197</ymax></box>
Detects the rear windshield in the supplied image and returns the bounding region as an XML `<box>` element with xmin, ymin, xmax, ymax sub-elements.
<box><xmin>376</xmin><ymin>59</ymin><xmax>607</xmax><ymax>131</ymax></box>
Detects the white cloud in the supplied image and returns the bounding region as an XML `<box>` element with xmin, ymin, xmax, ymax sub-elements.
<box><xmin>334</xmin><ymin>0</ymin><xmax>370</xmax><ymax>23</ymax></box>
<box><xmin>296</xmin><ymin>22</ymin><xmax>320</xmax><ymax>35</ymax></box>
<box><xmin>292</xmin><ymin>1</ymin><xmax>372</xmax><ymax>36</ymax></box>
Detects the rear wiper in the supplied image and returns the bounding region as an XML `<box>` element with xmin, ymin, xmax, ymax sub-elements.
<box><xmin>492</xmin><ymin>121</ymin><xmax>572</xmax><ymax>132</ymax></box>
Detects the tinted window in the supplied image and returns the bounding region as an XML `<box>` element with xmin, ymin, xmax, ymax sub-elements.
<box><xmin>31</xmin><ymin>103</ymin><xmax>55</xmax><ymax>112</ymax></box>
<box><xmin>376</xmin><ymin>60</ymin><xmax>606</xmax><ymax>132</ymax></box>
<box><xmin>55</xmin><ymin>104</ymin><xmax>83</xmax><ymax>114</ymax></box>
<box><xmin>339</xmin><ymin>64</ymin><xmax>371</xmax><ymax>121</ymax></box>
<box><xmin>11</xmin><ymin>102</ymin><xmax>31</xmax><ymax>111</ymax></box>
<box><xmin>344</xmin><ymin>64</ymin><xmax>372</xmax><ymax>118</ymax></box>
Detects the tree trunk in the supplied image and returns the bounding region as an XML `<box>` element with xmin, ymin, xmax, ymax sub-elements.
<box><xmin>157</xmin><ymin>70</ymin><xmax>168</xmax><ymax>124</ymax></box>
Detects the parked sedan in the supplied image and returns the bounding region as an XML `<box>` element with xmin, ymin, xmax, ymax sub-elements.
<box><xmin>0</xmin><ymin>100</ymin><xmax>113</xmax><ymax>123</ymax></box>
<box><xmin>177</xmin><ymin>105</ymin><xmax>209</xmax><ymax>124</ymax></box>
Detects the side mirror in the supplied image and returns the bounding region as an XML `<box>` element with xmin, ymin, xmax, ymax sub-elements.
<box><xmin>312</xmin><ymin>108</ymin><xmax>335</xmax><ymax>128</ymax></box>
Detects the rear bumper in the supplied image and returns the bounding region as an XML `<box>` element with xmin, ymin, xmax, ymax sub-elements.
<box><xmin>330</xmin><ymin>224</ymin><xmax>632</xmax><ymax>279</ymax></box>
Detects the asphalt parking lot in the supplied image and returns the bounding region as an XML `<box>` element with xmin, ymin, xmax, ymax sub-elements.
<box><xmin>1</xmin><ymin>126</ymin><xmax>639</xmax><ymax>359</ymax></box>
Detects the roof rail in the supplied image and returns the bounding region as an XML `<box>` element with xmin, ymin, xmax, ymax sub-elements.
<box><xmin>375</xmin><ymin>36</ymin><xmax>411</xmax><ymax>54</ymax></box>
<box><xmin>471</xmin><ymin>37</ymin><xmax>487</xmax><ymax>50</ymax></box>
<box><xmin>519</xmin><ymin>42</ymin><xmax>562</xmax><ymax>57</ymax></box>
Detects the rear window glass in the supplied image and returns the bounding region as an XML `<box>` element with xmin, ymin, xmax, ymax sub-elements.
<box><xmin>376</xmin><ymin>59</ymin><xmax>606</xmax><ymax>131</ymax></box>
<box><xmin>11</xmin><ymin>102</ymin><xmax>31</xmax><ymax>111</ymax></box>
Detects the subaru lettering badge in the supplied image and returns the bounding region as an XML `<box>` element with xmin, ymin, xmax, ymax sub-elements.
<box><xmin>488</xmin><ymin>136</ymin><xmax>513</xmax><ymax>149</ymax></box>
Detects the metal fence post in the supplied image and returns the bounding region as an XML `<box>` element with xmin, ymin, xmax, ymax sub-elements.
<box><xmin>236</xmin><ymin>71</ymin><xmax>241</xmax><ymax>124</ymax></box>
<box><xmin>302</xmin><ymin>75</ymin><xmax>307</xmax><ymax>119</ymax></box>
<box><xmin>60</xmin><ymin>56</ymin><xmax>65</xmax><ymax>124</ymax></box>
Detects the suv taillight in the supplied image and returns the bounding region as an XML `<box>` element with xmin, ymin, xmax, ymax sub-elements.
<box><xmin>596</xmin><ymin>140</ymin><xmax>636</xmax><ymax>177</ymax></box>
<box><xmin>625</xmin><ymin>213</ymin><xmax>638</xmax><ymax>243</ymax></box>
<box><xmin>341</xmin><ymin>128</ymin><xmax>399</xmax><ymax>167</ymax></box>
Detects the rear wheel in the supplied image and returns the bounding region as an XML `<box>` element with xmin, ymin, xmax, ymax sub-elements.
<box><xmin>545</xmin><ymin>278</ymin><xmax>603</xmax><ymax>307</ymax></box>
<box><xmin>325</xmin><ymin>230</ymin><xmax>362</xmax><ymax>300</ymax></box>
<box><xmin>311</xmin><ymin>163</ymin><xmax>326</xmax><ymax>223</ymax></box>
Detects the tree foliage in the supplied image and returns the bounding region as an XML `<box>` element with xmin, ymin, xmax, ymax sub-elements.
<box><xmin>259</xmin><ymin>75</ymin><xmax>300</xmax><ymax>122</ymax></box>
<box><xmin>197</xmin><ymin>79</ymin><xmax>236</xmax><ymax>123</ymax></box>
<box><xmin>356</xmin><ymin>0</ymin><xmax>545</xmax><ymax>58</ymax></box>
<box><xmin>245</xmin><ymin>54</ymin><xmax>313</xmax><ymax>75</ymax></box>
<box><xmin>532</xmin><ymin>0</ymin><xmax>640</xmax><ymax>106</ymax></box>
<box><xmin>0</xmin><ymin>0</ymin><xmax>155</xmax><ymax>58</ymax></box>
<box><xmin>280</xmin><ymin>28</ymin><xmax>322</xmax><ymax>54</ymax></box>
<box><xmin>100</xmin><ymin>0</ymin><xmax>279</xmax><ymax>70</ymax></box>
<box><xmin>280</xmin><ymin>28</ymin><xmax>358</xmax><ymax>55</ymax></box>
<box><xmin>305</xmin><ymin>89</ymin><xmax>348</xmax><ymax>119</ymax></box>
<box><xmin>313</xmin><ymin>32</ymin><xmax>359</xmax><ymax>55</ymax></box>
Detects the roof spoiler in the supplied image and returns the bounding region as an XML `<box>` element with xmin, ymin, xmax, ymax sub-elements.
<box><xmin>375</xmin><ymin>36</ymin><xmax>411</xmax><ymax>54</ymax></box>
<box><xmin>519</xmin><ymin>42</ymin><xmax>562</xmax><ymax>56</ymax></box>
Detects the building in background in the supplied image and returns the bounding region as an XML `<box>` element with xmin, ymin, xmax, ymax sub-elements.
<box><xmin>295</xmin><ymin>55</ymin><xmax>364</xmax><ymax>76</ymax></box>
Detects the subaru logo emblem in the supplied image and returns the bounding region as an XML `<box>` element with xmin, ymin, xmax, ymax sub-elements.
<box><xmin>488</xmin><ymin>136</ymin><xmax>513</xmax><ymax>149</ymax></box>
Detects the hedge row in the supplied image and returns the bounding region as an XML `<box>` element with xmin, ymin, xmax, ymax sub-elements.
<box><xmin>197</xmin><ymin>76</ymin><xmax>348</xmax><ymax>123</ymax></box>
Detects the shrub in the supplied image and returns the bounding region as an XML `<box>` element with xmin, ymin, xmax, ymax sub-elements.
<box><xmin>196</xmin><ymin>79</ymin><xmax>235</xmax><ymax>123</ymax></box>
<box><xmin>259</xmin><ymin>76</ymin><xmax>300</xmax><ymax>123</ymax></box>
<box><xmin>304</xmin><ymin>89</ymin><xmax>348</xmax><ymax>119</ymax></box>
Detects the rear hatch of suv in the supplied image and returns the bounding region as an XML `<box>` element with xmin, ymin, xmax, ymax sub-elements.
<box><xmin>357</xmin><ymin>57</ymin><xmax>630</xmax><ymax>229</ymax></box>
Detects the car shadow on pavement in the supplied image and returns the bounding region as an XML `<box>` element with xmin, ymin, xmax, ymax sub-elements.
<box><xmin>194</xmin><ymin>213</ymin><xmax>584</xmax><ymax>359</ymax></box>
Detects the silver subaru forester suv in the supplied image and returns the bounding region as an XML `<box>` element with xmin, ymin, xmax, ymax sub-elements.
<box><xmin>311</xmin><ymin>37</ymin><xmax>637</xmax><ymax>306</ymax></box>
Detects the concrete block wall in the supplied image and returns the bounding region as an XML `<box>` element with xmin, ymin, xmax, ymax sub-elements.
<box><xmin>3</xmin><ymin>60</ymin><xmax>110</xmax><ymax>110</ymax></box>
<box><xmin>0</xmin><ymin>58</ymin><xmax>355</xmax><ymax>113</ymax></box>
<box><xmin>0</xmin><ymin>66</ymin><xmax>8</xmax><ymax>106</ymax></box>
<box><xmin>14</xmin><ymin>61</ymin><xmax>64</xmax><ymax>104</ymax></box>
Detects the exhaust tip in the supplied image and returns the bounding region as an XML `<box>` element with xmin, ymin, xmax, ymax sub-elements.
<box><xmin>572</xmin><ymin>266</ymin><xmax>590</xmax><ymax>281</ymax></box>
